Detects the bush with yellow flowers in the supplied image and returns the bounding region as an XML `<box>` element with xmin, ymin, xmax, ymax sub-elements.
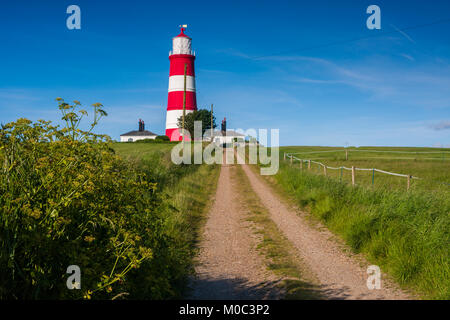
<box><xmin>0</xmin><ymin>99</ymin><xmax>175</xmax><ymax>299</ymax></box>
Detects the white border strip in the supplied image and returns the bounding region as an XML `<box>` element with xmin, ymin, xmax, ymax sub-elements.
<box><xmin>168</xmin><ymin>75</ymin><xmax>196</xmax><ymax>92</ymax></box>
<box><xmin>165</xmin><ymin>109</ymin><xmax>194</xmax><ymax>129</ymax></box>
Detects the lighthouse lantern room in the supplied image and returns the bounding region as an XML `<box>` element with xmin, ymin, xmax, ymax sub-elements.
<box><xmin>165</xmin><ymin>26</ymin><xmax>198</xmax><ymax>141</ymax></box>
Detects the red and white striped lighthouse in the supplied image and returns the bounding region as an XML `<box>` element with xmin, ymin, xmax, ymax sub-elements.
<box><xmin>165</xmin><ymin>26</ymin><xmax>197</xmax><ymax>141</ymax></box>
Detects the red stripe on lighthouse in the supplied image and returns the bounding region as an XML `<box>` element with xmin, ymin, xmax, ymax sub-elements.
<box><xmin>167</xmin><ymin>91</ymin><xmax>197</xmax><ymax>111</ymax></box>
<box><xmin>165</xmin><ymin>128</ymin><xmax>183</xmax><ymax>141</ymax></box>
<box><xmin>169</xmin><ymin>55</ymin><xmax>196</xmax><ymax>76</ymax></box>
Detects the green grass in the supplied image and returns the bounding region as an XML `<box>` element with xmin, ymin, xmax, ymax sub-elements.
<box><xmin>267</xmin><ymin>147</ymin><xmax>450</xmax><ymax>300</ymax></box>
<box><xmin>281</xmin><ymin>146</ymin><xmax>450</xmax><ymax>192</ymax></box>
<box><xmin>113</xmin><ymin>142</ymin><xmax>175</xmax><ymax>158</ymax></box>
<box><xmin>112</xmin><ymin>142</ymin><xmax>220</xmax><ymax>298</ymax></box>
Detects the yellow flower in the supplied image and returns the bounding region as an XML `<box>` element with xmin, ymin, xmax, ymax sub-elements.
<box><xmin>83</xmin><ymin>290</ymin><xmax>92</xmax><ymax>300</ymax></box>
<box><xmin>84</xmin><ymin>235</ymin><xmax>95</xmax><ymax>242</ymax></box>
<box><xmin>30</xmin><ymin>208</ymin><xmax>41</xmax><ymax>219</ymax></box>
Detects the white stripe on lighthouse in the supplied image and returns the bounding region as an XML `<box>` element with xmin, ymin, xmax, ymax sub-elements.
<box><xmin>168</xmin><ymin>75</ymin><xmax>196</xmax><ymax>92</ymax></box>
<box><xmin>165</xmin><ymin>109</ymin><xmax>194</xmax><ymax>129</ymax></box>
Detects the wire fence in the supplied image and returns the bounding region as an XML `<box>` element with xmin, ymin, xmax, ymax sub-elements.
<box><xmin>286</xmin><ymin>148</ymin><xmax>450</xmax><ymax>162</ymax></box>
<box><xmin>283</xmin><ymin>152</ymin><xmax>421</xmax><ymax>191</ymax></box>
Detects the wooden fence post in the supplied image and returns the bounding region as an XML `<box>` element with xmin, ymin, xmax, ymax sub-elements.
<box><xmin>300</xmin><ymin>160</ymin><xmax>303</xmax><ymax>170</ymax></box>
<box><xmin>407</xmin><ymin>175</ymin><xmax>411</xmax><ymax>191</ymax></box>
<box><xmin>308</xmin><ymin>160</ymin><xmax>311</xmax><ymax>170</ymax></box>
<box><xmin>284</xmin><ymin>153</ymin><xmax>286</xmax><ymax>161</ymax></box>
<box><xmin>324</xmin><ymin>166</ymin><xmax>327</xmax><ymax>176</ymax></box>
<box><xmin>290</xmin><ymin>155</ymin><xmax>293</xmax><ymax>165</ymax></box>
<box><xmin>345</xmin><ymin>149</ymin><xmax>348</xmax><ymax>161</ymax></box>
<box><xmin>351</xmin><ymin>166</ymin><xmax>355</xmax><ymax>186</ymax></box>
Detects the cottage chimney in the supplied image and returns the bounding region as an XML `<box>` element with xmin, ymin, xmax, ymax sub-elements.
<box><xmin>221</xmin><ymin>117</ymin><xmax>227</xmax><ymax>133</ymax></box>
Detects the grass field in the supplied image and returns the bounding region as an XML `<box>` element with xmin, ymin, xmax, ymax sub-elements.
<box><xmin>264</xmin><ymin>146</ymin><xmax>450</xmax><ymax>299</ymax></box>
<box><xmin>281</xmin><ymin>146</ymin><xmax>450</xmax><ymax>192</ymax></box>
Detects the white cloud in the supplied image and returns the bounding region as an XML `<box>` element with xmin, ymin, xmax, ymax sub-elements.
<box><xmin>390</xmin><ymin>24</ymin><xmax>416</xmax><ymax>44</ymax></box>
<box><xmin>430</xmin><ymin>120</ymin><xmax>450</xmax><ymax>131</ymax></box>
<box><xmin>400</xmin><ymin>53</ymin><xmax>415</xmax><ymax>61</ymax></box>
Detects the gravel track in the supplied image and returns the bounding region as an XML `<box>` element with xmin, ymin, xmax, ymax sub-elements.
<box><xmin>188</xmin><ymin>161</ymin><xmax>284</xmax><ymax>300</ymax></box>
<box><xmin>240</xmin><ymin>163</ymin><xmax>412</xmax><ymax>300</ymax></box>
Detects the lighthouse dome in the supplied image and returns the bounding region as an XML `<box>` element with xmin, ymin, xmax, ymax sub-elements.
<box><xmin>171</xmin><ymin>28</ymin><xmax>194</xmax><ymax>56</ymax></box>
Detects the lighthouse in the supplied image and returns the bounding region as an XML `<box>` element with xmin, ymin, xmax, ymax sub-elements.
<box><xmin>165</xmin><ymin>26</ymin><xmax>197</xmax><ymax>141</ymax></box>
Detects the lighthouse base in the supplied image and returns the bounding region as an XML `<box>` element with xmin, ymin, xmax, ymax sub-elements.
<box><xmin>166</xmin><ymin>128</ymin><xmax>183</xmax><ymax>141</ymax></box>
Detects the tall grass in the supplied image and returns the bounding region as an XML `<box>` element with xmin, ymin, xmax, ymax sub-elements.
<box><xmin>273</xmin><ymin>160</ymin><xmax>449</xmax><ymax>299</ymax></box>
<box><xmin>112</xmin><ymin>142</ymin><xmax>220</xmax><ymax>298</ymax></box>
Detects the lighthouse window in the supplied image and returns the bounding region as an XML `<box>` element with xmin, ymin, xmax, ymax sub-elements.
<box><xmin>128</xmin><ymin>138</ymin><xmax>133</xmax><ymax>142</ymax></box>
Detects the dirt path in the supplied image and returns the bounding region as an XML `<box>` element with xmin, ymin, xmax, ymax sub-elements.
<box><xmin>189</xmin><ymin>149</ymin><xmax>412</xmax><ymax>300</ymax></box>
<box><xmin>239</xmin><ymin>163</ymin><xmax>412</xmax><ymax>300</ymax></box>
<box><xmin>188</xmin><ymin>161</ymin><xmax>284</xmax><ymax>299</ymax></box>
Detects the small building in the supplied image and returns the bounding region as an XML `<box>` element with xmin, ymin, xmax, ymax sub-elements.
<box><xmin>120</xmin><ymin>119</ymin><xmax>157</xmax><ymax>142</ymax></box>
<box><xmin>204</xmin><ymin>129</ymin><xmax>245</xmax><ymax>146</ymax></box>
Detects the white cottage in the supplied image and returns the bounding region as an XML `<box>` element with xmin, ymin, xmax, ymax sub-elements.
<box><xmin>120</xmin><ymin>119</ymin><xmax>158</xmax><ymax>142</ymax></box>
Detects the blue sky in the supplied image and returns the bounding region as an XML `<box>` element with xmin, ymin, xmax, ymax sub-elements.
<box><xmin>0</xmin><ymin>0</ymin><xmax>449</xmax><ymax>147</ymax></box>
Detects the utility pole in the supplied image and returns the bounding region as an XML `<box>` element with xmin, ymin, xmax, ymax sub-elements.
<box><xmin>211</xmin><ymin>103</ymin><xmax>214</xmax><ymax>141</ymax></box>
<box><xmin>182</xmin><ymin>63</ymin><xmax>187</xmax><ymax>142</ymax></box>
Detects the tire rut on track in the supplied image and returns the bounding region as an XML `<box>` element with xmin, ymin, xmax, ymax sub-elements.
<box><xmin>188</xmin><ymin>161</ymin><xmax>284</xmax><ymax>300</ymax></box>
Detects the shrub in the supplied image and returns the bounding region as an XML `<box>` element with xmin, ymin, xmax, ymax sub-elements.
<box><xmin>0</xmin><ymin>99</ymin><xmax>175</xmax><ymax>299</ymax></box>
<box><xmin>134</xmin><ymin>136</ymin><xmax>174</xmax><ymax>144</ymax></box>
<box><xmin>155</xmin><ymin>135</ymin><xmax>170</xmax><ymax>142</ymax></box>
<box><xmin>135</xmin><ymin>138</ymin><xmax>158</xmax><ymax>143</ymax></box>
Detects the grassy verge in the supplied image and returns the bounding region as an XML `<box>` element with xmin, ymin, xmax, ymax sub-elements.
<box><xmin>112</xmin><ymin>143</ymin><xmax>220</xmax><ymax>298</ymax></box>
<box><xmin>268</xmin><ymin>160</ymin><xmax>449</xmax><ymax>299</ymax></box>
<box><xmin>232</xmin><ymin>164</ymin><xmax>323</xmax><ymax>299</ymax></box>
<box><xmin>156</xmin><ymin>163</ymin><xmax>220</xmax><ymax>298</ymax></box>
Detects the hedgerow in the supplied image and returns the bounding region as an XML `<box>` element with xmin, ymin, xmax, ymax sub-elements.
<box><xmin>0</xmin><ymin>99</ymin><xmax>180</xmax><ymax>299</ymax></box>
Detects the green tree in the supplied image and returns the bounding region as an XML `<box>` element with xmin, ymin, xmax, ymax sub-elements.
<box><xmin>177</xmin><ymin>109</ymin><xmax>216</xmax><ymax>138</ymax></box>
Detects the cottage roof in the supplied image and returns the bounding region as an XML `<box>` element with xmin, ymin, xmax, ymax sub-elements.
<box><xmin>120</xmin><ymin>130</ymin><xmax>157</xmax><ymax>137</ymax></box>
